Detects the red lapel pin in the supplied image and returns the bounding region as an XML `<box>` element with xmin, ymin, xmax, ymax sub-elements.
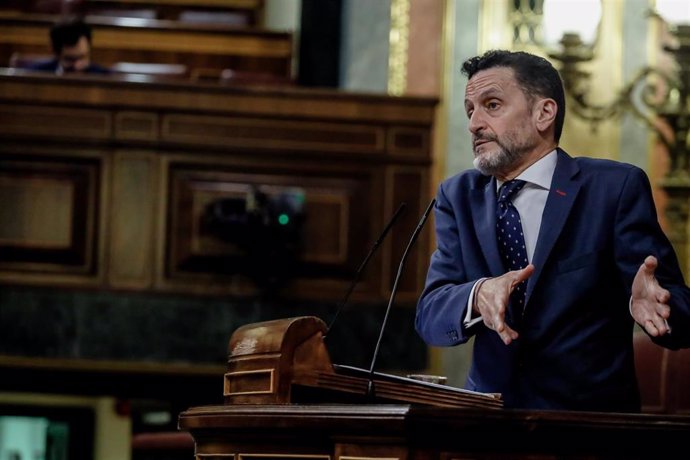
<box><xmin>555</xmin><ymin>189</ymin><xmax>567</xmax><ymax>196</ymax></box>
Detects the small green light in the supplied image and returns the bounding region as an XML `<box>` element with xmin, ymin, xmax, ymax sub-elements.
<box><xmin>278</xmin><ymin>214</ymin><xmax>290</xmax><ymax>225</ymax></box>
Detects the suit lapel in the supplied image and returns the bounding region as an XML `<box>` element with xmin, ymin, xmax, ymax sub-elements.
<box><xmin>470</xmin><ymin>177</ymin><xmax>505</xmax><ymax>277</ymax></box>
<box><xmin>525</xmin><ymin>150</ymin><xmax>581</xmax><ymax>304</ymax></box>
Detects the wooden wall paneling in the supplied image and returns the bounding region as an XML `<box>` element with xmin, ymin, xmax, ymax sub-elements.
<box><xmin>174</xmin><ymin>178</ymin><xmax>351</xmax><ymax>266</ymax></box>
<box><xmin>285</xmin><ymin>165</ymin><xmax>386</xmax><ymax>303</ymax></box>
<box><xmin>0</xmin><ymin>73</ymin><xmax>436</xmax><ymax>126</ymax></box>
<box><xmin>107</xmin><ymin>151</ymin><xmax>159</xmax><ymax>289</ymax></box>
<box><xmin>199</xmin><ymin>446</ymin><xmax>331</xmax><ymax>458</ymax></box>
<box><xmin>337</xmin><ymin>446</ymin><xmax>408</xmax><ymax>460</ymax></box>
<box><xmin>0</xmin><ymin>105</ymin><xmax>112</xmax><ymax>141</ymax></box>
<box><xmin>384</xmin><ymin>166</ymin><xmax>429</xmax><ymax>303</ymax></box>
<box><xmin>161</xmin><ymin>114</ymin><xmax>385</xmax><ymax>154</ymax></box>
<box><xmin>0</xmin><ymin>153</ymin><xmax>102</xmax><ymax>283</ymax></box>
<box><xmin>387</xmin><ymin>125</ymin><xmax>430</xmax><ymax>159</ymax></box>
<box><xmin>0</xmin><ymin>71</ymin><xmax>437</xmax><ymax>302</ymax></box>
<box><xmin>160</xmin><ymin>157</ymin><xmax>384</xmax><ymax>300</ymax></box>
<box><xmin>114</xmin><ymin>111</ymin><xmax>159</xmax><ymax>141</ymax></box>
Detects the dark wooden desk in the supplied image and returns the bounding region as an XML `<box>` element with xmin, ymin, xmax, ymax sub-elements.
<box><xmin>179</xmin><ymin>403</ymin><xmax>690</xmax><ymax>459</ymax></box>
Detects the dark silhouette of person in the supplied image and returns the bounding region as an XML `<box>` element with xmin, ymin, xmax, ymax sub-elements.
<box><xmin>27</xmin><ymin>17</ymin><xmax>110</xmax><ymax>74</ymax></box>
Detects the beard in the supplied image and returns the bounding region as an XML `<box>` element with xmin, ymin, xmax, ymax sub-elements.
<box><xmin>472</xmin><ymin>131</ymin><xmax>536</xmax><ymax>176</ymax></box>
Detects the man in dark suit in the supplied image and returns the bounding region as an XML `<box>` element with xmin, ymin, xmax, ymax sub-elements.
<box><xmin>415</xmin><ymin>49</ymin><xmax>690</xmax><ymax>411</ymax></box>
<box><xmin>27</xmin><ymin>17</ymin><xmax>110</xmax><ymax>75</ymax></box>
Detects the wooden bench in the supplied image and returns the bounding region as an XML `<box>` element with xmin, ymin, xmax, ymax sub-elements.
<box><xmin>2</xmin><ymin>0</ymin><xmax>264</xmax><ymax>26</ymax></box>
<box><xmin>0</xmin><ymin>12</ymin><xmax>292</xmax><ymax>79</ymax></box>
<box><xmin>8</xmin><ymin>51</ymin><xmax>296</xmax><ymax>86</ymax></box>
<box><xmin>89</xmin><ymin>0</ymin><xmax>264</xmax><ymax>25</ymax></box>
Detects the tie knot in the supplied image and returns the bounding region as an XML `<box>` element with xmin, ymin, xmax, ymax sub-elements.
<box><xmin>498</xmin><ymin>179</ymin><xmax>526</xmax><ymax>203</ymax></box>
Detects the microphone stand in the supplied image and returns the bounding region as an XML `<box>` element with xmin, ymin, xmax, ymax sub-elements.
<box><xmin>366</xmin><ymin>198</ymin><xmax>436</xmax><ymax>399</ymax></box>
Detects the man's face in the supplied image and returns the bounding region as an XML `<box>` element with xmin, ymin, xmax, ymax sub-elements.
<box><xmin>58</xmin><ymin>36</ymin><xmax>91</xmax><ymax>73</ymax></box>
<box><xmin>464</xmin><ymin>67</ymin><xmax>541</xmax><ymax>177</ymax></box>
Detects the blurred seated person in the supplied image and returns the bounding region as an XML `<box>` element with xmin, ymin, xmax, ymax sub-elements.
<box><xmin>28</xmin><ymin>17</ymin><xmax>110</xmax><ymax>75</ymax></box>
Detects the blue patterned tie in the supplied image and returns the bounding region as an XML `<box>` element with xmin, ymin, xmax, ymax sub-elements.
<box><xmin>496</xmin><ymin>180</ymin><xmax>528</xmax><ymax>312</ymax></box>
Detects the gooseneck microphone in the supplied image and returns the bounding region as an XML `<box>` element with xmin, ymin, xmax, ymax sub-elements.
<box><xmin>324</xmin><ymin>202</ymin><xmax>407</xmax><ymax>338</ymax></box>
<box><xmin>366</xmin><ymin>198</ymin><xmax>436</xmax><ymax>399</ymax></box>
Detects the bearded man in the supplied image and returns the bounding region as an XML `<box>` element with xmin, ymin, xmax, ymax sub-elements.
<box><xmin>415</xmin><ymin>49</ymin><xmax>690</xmax><ymax>411</ymax></box>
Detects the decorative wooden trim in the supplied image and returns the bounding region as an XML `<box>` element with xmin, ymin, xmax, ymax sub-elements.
<box><xmin>161</xmin><ymin>114</ymin><xmax>385</xmax><ymax>154</ymax></box>
<box><xmin>239</xmin><ymin>456</ymin><xmax>329</xmax><ymax>460</ymax></box>
<box><xmin>340</xmin><ymin>457</ymin><xmax>398</xmax><ymax>460</ymax></box>
<box><xmin>0</xmin><ymin>156</ymin><xmax>100</xmax><ymax>276</ymax></box>
<box><xmin>0</xmin><ymin>73</ymin><xmax>438</xmax><ymax>125</ymax></box>
<box><xmin>237</xmin><ymin>453</ymin><xmax>331</xmax><ymax>460</ymax></box>
<box><xmin>223</xmin><ymin>369</ymin><xmax>275</xmax><ymax>396</ymax></box>
<box><xmin>115</xmin><ymin>111</ymin><xmax>159</xmax><ymax>141</ymax></box>
<box><xmin>0</xmin><ymin>105</ymin><xmax>111</xmax><ymax>140</ymax></box>
<box><xmin>107</xmin><ymin>151</ymin><xmax>159</xmax><ymax>289</ymax></box>
<box><xmin>196</xmin><ymin>455</ymin><xmax>236</xmax><ymax>460</ymax></box>
<box><xmin>387</xmin><ymin>126</ymin><xmax>429</xmax><ymax>157</ymax></box>
<box><xmin>383</xmin><ymin>165</ymin><xmax>430</xmax><ymax>301</ymax></box>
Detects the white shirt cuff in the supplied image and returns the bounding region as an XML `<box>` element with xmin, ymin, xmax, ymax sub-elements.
<box><xmin>464</xmin><ymin>277</ymin><xmax>488</xmax><ymax>328</ymax></box>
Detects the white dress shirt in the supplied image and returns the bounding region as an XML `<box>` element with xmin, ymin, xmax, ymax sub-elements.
<box><xmin>464</xmin><ymin>150</ymin><xmax>557</xmax><ymax>327</ymax></box>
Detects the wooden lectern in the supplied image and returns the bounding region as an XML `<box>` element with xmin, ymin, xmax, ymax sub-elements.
<box><xmin>179</xmin><ymin>316</ymin><xmax>690</xmax><ymax>459</ymax></box>
<box><xmin>221</xmin><ymin>316</ymin><xmax>501</xmax><ymax>408</ymax></box>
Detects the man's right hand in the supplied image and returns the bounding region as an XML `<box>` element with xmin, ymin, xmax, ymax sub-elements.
<box><xmin>474</xmin><ymin>264</ymin><xmax>535</xmax><ymax>345</ymax></box>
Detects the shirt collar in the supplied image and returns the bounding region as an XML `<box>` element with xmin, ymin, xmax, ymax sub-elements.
<box><xmin>496</xmin><ymin>149</ymin><xmax>557</xmax><ymax>191</ymax></box>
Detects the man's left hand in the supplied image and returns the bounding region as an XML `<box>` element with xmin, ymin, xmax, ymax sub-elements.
<box><xmin>631</xmin><ymin>255</ymin><xmax>671</xmax><ymax>336</ymax></box>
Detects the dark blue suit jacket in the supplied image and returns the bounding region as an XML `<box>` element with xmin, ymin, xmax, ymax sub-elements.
<box><xmin>416</xmin><ymin>149</ymin><xmax>690</xmax><ymax>411</ymax></box>
<box><xmin>25</xmin><ymin>58</ymin><xmax>111</xmax><ymax>75</ymax></box>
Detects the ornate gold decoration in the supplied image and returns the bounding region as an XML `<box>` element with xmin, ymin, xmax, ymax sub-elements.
<box><xmin>509</xmin><ymin>0</ymin><xmax>545</xmax><ymax>46</ymax></box>
<box><xmin>388</xmin><ymin>0</ymin><xmax>410</xmax><ymax>95</ymax></box>
<box><xmin>548</xmin><ymin>13</ymin><xmax>690</xmax><ymax>274</ymax></box>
